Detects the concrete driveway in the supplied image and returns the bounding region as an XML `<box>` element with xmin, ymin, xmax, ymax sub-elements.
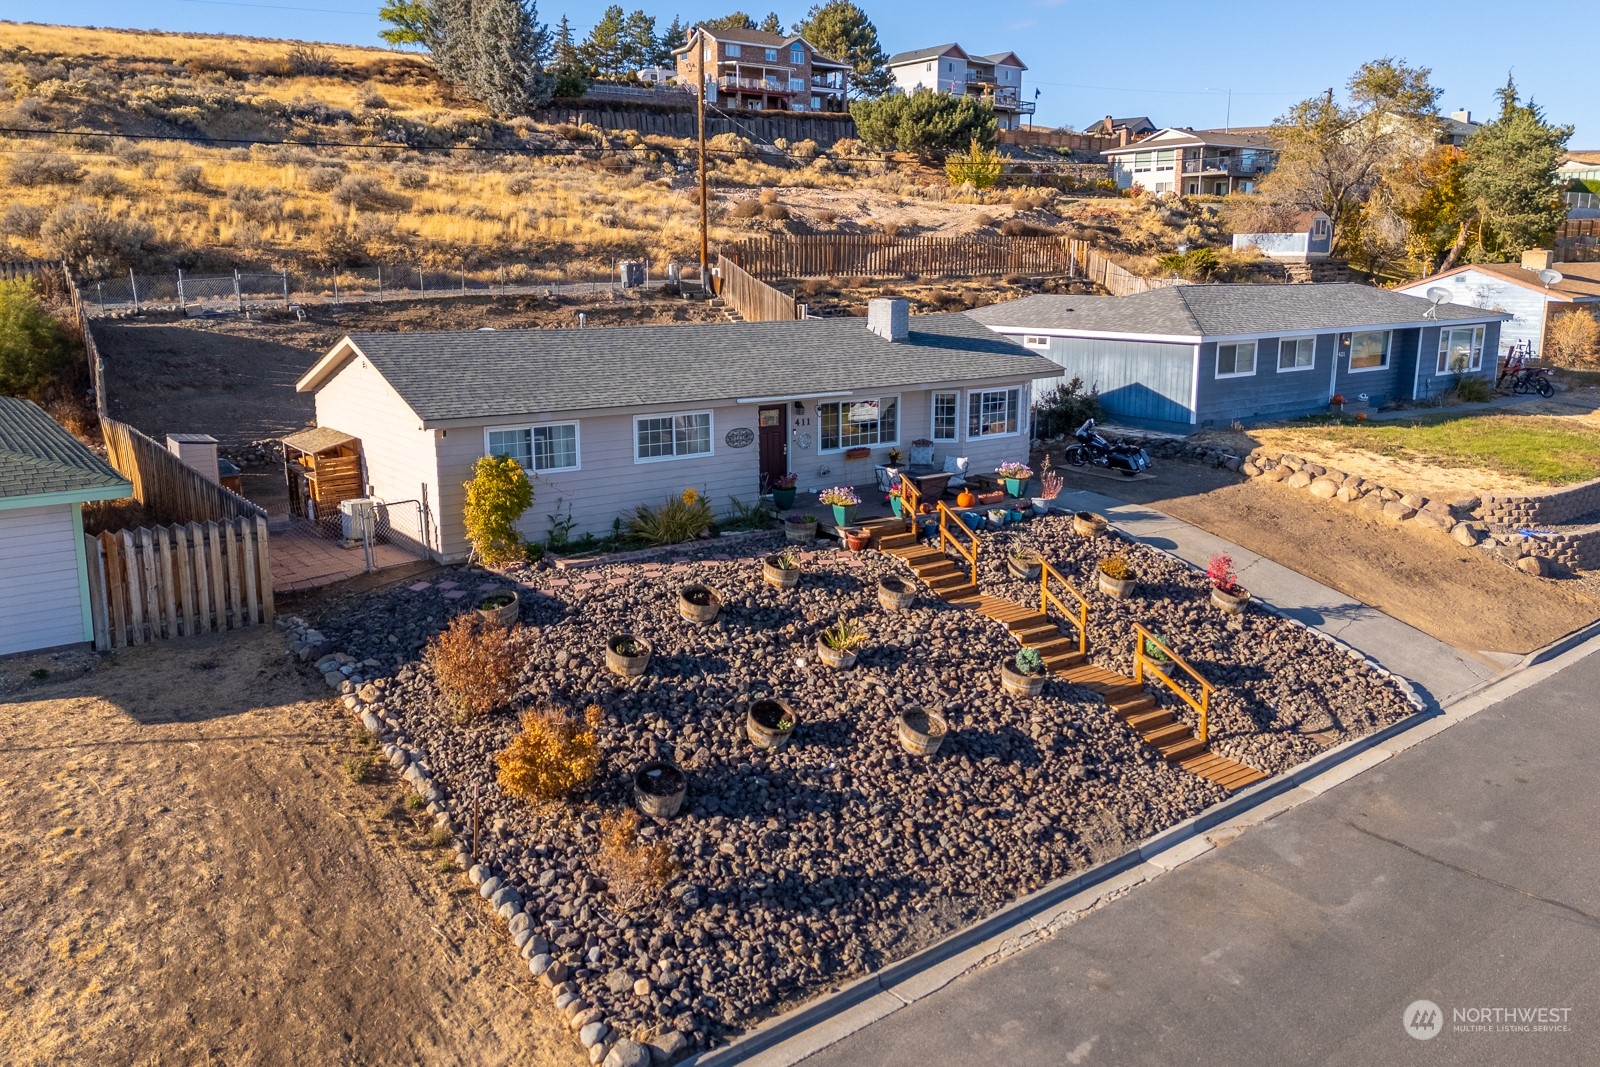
<box><xmin>799</xmin><ymin>645</ymin><xmax>1600</xmax><ymax>1067</ymax></box>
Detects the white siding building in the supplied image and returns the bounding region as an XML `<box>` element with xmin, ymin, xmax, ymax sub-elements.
<box><xmin>1396</xmin><ymin>252</ymin><xmax>1600</xmax><ymax>361</ymax></box>
<box><xmin>885</xmin><ymin>44</ymin><xmax>1033</xmax><ymax>130</ymax></box>
<box><xmin>1103</xmin><ymin>127</ymin><xmax>1278</xmax><ymax>195</ymax></box>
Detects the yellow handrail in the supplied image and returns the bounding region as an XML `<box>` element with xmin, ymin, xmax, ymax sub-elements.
<box><xmin>897</xmin><ymin>475</ymin><xmax>921</xmax><ymax>529</ymax></box>
<box><xmin>937</xmin><ymin>502</ymin><xmax>978</xmax><ymax>586</ymax></box>
<box><xmin>1132</xmin><ymin>623</ymin><xmax>1215</xmax><ymax>744</ymax></box>
<box><xmin>1039</xmin><ymin>560</ymin><xmax>1090</xmax><ymax>656</ymax></box>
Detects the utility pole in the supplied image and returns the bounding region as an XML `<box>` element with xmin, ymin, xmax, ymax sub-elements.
<box><xmin>697</xmin><ymin>31</ymin><xmax>710</xmax><ymax>295</ymax></box>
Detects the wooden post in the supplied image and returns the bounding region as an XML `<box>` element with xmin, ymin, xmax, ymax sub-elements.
<box><xmin>697</xmin><ymin>35</ymin><xmax>709</xmax><ymax>291</ymax></box>
<box><xmin>84</xmin><ymin>535</ymin><xmax>111</xmax><ymax>652</ymax></box>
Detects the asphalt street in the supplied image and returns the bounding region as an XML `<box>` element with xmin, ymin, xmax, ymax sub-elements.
<box><xmin>800</xmin><ymin>646</ymin><xmax>1600</xmax><ymax>1067</ymax></box>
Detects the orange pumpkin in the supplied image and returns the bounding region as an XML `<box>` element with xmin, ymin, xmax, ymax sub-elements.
<box><xmin>956</xmin><ymin>489</ymin><xmax>976</xmax><ymax>508</ymax></box>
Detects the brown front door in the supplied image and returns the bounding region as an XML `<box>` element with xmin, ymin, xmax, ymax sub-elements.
<box><xmin>758</xmin><ymin>405</ymin><xmax>787</xmax><ymax>489</ymax></box>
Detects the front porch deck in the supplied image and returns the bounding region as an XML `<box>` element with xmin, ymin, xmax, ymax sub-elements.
<box><xmin>770</xmin><ymin>475</ymin><xmax>1050</xmax><ymax>537</ymax></box>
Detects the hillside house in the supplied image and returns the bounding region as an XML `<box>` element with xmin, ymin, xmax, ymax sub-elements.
<box><xmin>0</xmin><ymin>397</ymin><xmax>130</xmax><ymax>656</ymax></box>
<box><xmin>673</xmin><ymin>26</ymin><xmax>849</xmax><ymax>112</ymax></box>
<box><xmin>294</xmin><ymin>300</ymin><xmax>1047</xmax><ymax>560</ymax></box>
<box><xmin>969</xmin><ymin>284</ymin><xmax>1506</xmax><ymax>433</ymax></box>
<box><xmin>1084</xmin><ymin>116</ymin><xmax>1156</xmax><ymax>140</ymax></box>
<box><xmin>1103</xmin><ymin>128</ymin><xmax>1278</xmax><ymax>195</ymax></box>
<box><xmin>1232</xmin><ymin>210</ymin><xmax>1335</xmax><ymax>262</ymax></box>
<box><xmin>1397</xmin><ymin>251</ymin><xmax>1600</xmax><ymax>361</ymax></box>
<box><xmin>886</xmin><ymin>44</ymin><xmax>1032</xmax><ymax>130</ymax></box>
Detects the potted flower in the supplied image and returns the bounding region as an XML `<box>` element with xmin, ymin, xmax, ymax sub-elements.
<box><xmin>1330</xmin><ymin>393</ymin><xmax>1345</xmax><ymax>412</ymax></box>
<box><xmin>841</xmin><ymin>526</ymin><xmax>871</xmax><ymax>551</ymax></box>
<box><xmin>877</xmin><ymin>574</ymin><xmax>916</xmax><ymax>612</ymax></box>
<box><xmin>816</xmin><ymin>615</ymin><xmax>868</xmax><ymax>669</ymax></box>
<box><xmin>1073</xmin><ymin>510</ymin><xmax>1108</xmax><ymax>537</ymax></box>
<box><xmin>770</xmin><ymin>472</ymin><xmax>798</xmax><ymax>510</ymax></box>
<box><xmin>996</xmin><ymin>461</ymin><xmax>1033</xmax><ymax>498</ymax></box>
<box><xmin>746</xmin><ymin>698</ymin><xmax>797</xmax><ymax>751</ymax></box>
<box><xmin>1097</xmin><ymin>555</ymin><xmax>1135</xmax><ymax>598</ymax></box>
<box><xmin>1033</xmin><ymin>469</ymin><xmax>1063</xmax><ymax>516</ymax></box>
<box><xmin>1207</xmin><ymin>553</ymin><xmax>1251</xmax><ymax>614</ymax></box>
<box><xmin>987</xmin><ymin>507</ymin><xmax>1008</xmax><ymax>528</ymax></box>
<box><xmin>1008</xmin><ymin>549</ymin><xmax>1042</xmax><ymax>580</ymax></box>
<box><xmin>897</xmin><ymin>706</ymin><xmax>947</xmax><ymax>757</ymax></box>
<box><xmin>1000</xmin><ymin>647</ymin><xmax>1047</xmax><ymax>697</ymax></box>
<box><xmin>634</xmin><ymin>760</ymin><xmax>686</xmax><ymax>818</ymax></box>
<box><xmin>818</xmin><ymin>486</ymin><xmax>860</xmax><ymax>526</ymax></box>
<box><xmin>886</xmin><ymin>446</ymin><xmax>904</xmax><ymax>467</ymax></box>
<box><xmin>763</xmin><ymin>548</ymin><xmax>801</xmax><ymax>589</ymax></box>
<box><xmin>605</xmin><ymin>633</ymin><xmax>653</xmax><ymax>677</ymax></box>
<box><xmin>679</xmin><ymin>583</ymin><xmax>722</xmax><ymax>623</ymax></box>
<box><xmin>785</xmin><ymin>513</ymin><xmax>818</xmax><ymax>543</ymax></box>
<box><xmin>475</xmin><ymin>590</ymin><xmax>520</xmax><ymax>627</ymax></box>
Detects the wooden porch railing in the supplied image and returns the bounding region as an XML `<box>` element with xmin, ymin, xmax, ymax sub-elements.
<box><xmin>1133</xmin><ymin>623</ymin><xmax>1215</xmax><ymax>744</ymax></box>
<box><xmin>937</xmin><ymin>502</ymin><xmax>978</xmax><ymax>586</ymax></box>
<box><xmin>896</xmin><ymin>475</ymin><xmax>921</xmax><ymax>529</ymax></box>
<box><xmin>1039</xmin><ymin>560</ymin><xmax>1090</xmax><ymax>657</ymax></box>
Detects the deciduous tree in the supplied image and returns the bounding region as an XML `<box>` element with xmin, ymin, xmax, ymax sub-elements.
<box><xmin>0</xmin><ymin>279</ymin><xmax>69</xmax><ymax>399</ymax></box>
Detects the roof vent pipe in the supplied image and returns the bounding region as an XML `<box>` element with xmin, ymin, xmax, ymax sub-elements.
<box><xmin>867</xmin><ymin>298</ymin><xmax>909</xmax><ymax>342</ymax></box>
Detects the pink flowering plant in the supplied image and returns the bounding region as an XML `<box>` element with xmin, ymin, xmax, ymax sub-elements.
<box><xmin>1206</xmin><ymin>553</ymin><xmax>1240</xmax><ymax>593</ymax></box>
<box><xmin>817</xmin><ymin>486</ymin><xmax>860</xmax><ymax>507</ymax></box>
<box><xmin>996</xmin><ymin>462</ymin><xmax>1033</xmax><ymax>480</ymax></box>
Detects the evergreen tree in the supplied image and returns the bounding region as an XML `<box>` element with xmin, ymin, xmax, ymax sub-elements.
<box><xmin>759</xmin><ymin>11</ymin><xmax>784</xmax><ymax>34</ymax></box>
<box><xmin>795</xmin><ymin>0</ymin><xmax>890</xmax><ymax>98</ymax></box>
<box><xmin>581</xmin><ymin>5</ymin><xmax>628</xmax><ymax>77</ymax></box>
<box><xmin>621</xmin><ymin>9</ymin><xmax>658</xmax><ymax>73</ymax></box>
<box><xmin>1459</xmin><ymin>76</ymin><xmax>1573</xmax><ymax>263</ymax></box>
<box><xmin>551</xmin><ymin>13</ymin><xmax>588</xmax><ymax>97</ymax></box>
<box><xmin>467</xmin><ymin>0</ymin><xmax>553</xmax><ymax>116</ymax></box>
<box><xmin>851</xmin><ymin>89</ymin><xmax>997</xmax><ymax>157</ymax></box>
<box><xmin>431</xmin><ymin>0</ymin><xmax>478</xmax><ymax>86</ymax></box>
<box><xmin>702</xmin><ymin>12</ymin><xmax>757</xmax><ymax>30</ymax></box>
<box><xmin>655</xmin><ymin>16</ymin><xmax>688</xmax><ymax>66</ymax></box>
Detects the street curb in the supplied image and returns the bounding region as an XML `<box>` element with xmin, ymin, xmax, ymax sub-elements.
<box><xmin>686</xmin><ymin>612</ymin><xmax>1599</xmax><ymax>1066</ymax></box>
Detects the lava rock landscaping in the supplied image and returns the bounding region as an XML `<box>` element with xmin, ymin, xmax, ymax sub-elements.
<box><xmin>296</xmin><ymin>517</ymin><xmax>1416</xmax><ymax>1060</ymax></box>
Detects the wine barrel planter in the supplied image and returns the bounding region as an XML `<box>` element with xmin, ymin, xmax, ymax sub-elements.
<box><xmin>877</xmin><ymin>574</ymin><xmax>916</xmax><ymax>612</ymax></box>
<box><xmin>1097</xmin><ymin>571</ymin><xmax>1135</xmax><ymax>599</ymax></box>
<box><xmin>784</xmin><ymin>517</ymin><xmax>817</xmax><ymax>543</ymax></box>
<box><xmin>1007</xmin><ymin>552</ymin><xmax>1042</xmax><ymax>581</ymax></box>
<box><xmin>1212</xmin><ymin>585</ymin><xmax>1251</xmax><ymax>615</ymax></box>
<box><xmin>679</xmin><ymin>584</ymin><xmax>721</xmax><ymax>623</ymax></box>
<box><xmin>897</xmin><ymin>707</ymin><xmax>947</xmax><ymax>757</ymax></box>
<box><xmin>1073</xmin><ymin>511</ymin><xmax>1108</xmax><ymax>537</ymax></box>
<box><xmin>634</xmin><ymin>761</ymin><xmax>686</xmax><ymax>819</ymax></box>
<box><xmin>762</xmin><ymin>556</ymin><xmax>801</xmax><ymax>589</ymax></box>
<box><xmin>605</xmin><ymin>633</ymin><xmax>652</xmax><ymax>677</ymax></box>
<box><xmin>815</xmin><ymin>637</ymin><xmax>858</xmax><ymax>670</ymax></box>
<box><xmin>475</xmin><ymin>591</ymin><xmax>520</xmax><ymax>627</ymax></box>
<box><xmin>746</xmin><ymin>699</ymin><xmax>797</xmax><ymax>751</ymax></box>
<box><xmin>1000</xmin><ymin>660</ymin><xmax>1047</xmax><ymax>697</ymax></box>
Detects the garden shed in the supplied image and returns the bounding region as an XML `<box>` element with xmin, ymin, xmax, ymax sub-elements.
<box><xmin>282</xmin><ymin>426</ymin><xmax>364</xmax><ymax>521</ymax></box>
<box><xmin>0</xmin><ymin>397</ymin><xmax>131</xmax><ymax>656</ymax></box>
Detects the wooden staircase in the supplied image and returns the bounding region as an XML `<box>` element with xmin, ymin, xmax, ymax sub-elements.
<box><xmin>873</xmin><ymin>525</ymin><xmax>1266</xmax><ymax>792</ymax></box>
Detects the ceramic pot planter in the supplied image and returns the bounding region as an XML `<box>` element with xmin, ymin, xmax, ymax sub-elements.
<box><xmin>605</xmin><ymin>633</ymin><xmax>652</xmax><ymax>677</ymax></box>
<box><xmin>475</xmin><ymin>591</ymin><xmax>519</xmax><ymax>627</ymax></box>
<box><xmin>1098</xmin><ymin>571</ymin><xmax>1135</xmax><ymax>599</ymax></box>
<box><xmin>634</xmin><ymin>761</ymin><xmax>686</xmax><ymax>818</ymax></box>
<box><xmin>771</xmin><ymin>487</ymin><xmax>797</xmax><ymax>510</ymax></box>
<box><xmin>976</xmin><ymin>490</ymin><xmax>1005</xmax><ymax>506</ymax></box>
<box><xmin>830</xmin><ymin>503</ymin><xmax>858</xmax><ymax>526</ymax></box>
<box><xmin>1031</xmin><ymin>497</ymin><xmax>1051</xmax><ymax>516</ymax></box>
<box><xmin>762</xmin><ymin>555</ymin><xmax>800</xmax><ymax>589</ymax></box>
<box><xmin>815</xmin><ymin>637</ymin><xmax>858</xmax><ymax>669</ymax></box>
<box><xmin>1003</xmin><ymin>476</ymin><xmax>1027</xmax><ymax>498</ymax></box>
<box><xmin>842</xmin><ymin>527</ymin><xmax>871</xmax><ymax>551</ymax></box>
<box><xmin>987</xmin><ymin>508</ymin><xmax>1008</xmax><ymax>528</ymax></box>
<box><xmin>746</xmin><ymin>699</ymin><xmax>797</xmax><ymax>751</ymax></box>
<box><xmin>679</xmin><ymin>584</ymin><xmax>721</xmax><ymax>623</ymax></box>
<box><xmin>897</xmin><ymin>707</ymin><xmax>947</xmax><ymax>757</ymax></box>
<box><xmin>1074</xmin><ymin>511</ymin><xmax>1108</xmax><ymax>537</ymax></box>
<box><xmin>1007</xmin><ymin>552</ymin><xmax>1042</xmax><ymax>580</ymax></box>
<box><xmin>877</xmin><ymin>574</ymin><xmax>916</xmax><ymax>612</ymax></box>
<box><xmin>785</xmin><ymin>517</ymin><xmax>817</xmax><ymax>543</ymax></box>
<box><xmin>1000</xmin><ymin>659</ymin><xmax>1047</xmax><ymax>697</ymax></box>
<box><xmin>889</xmin><ymin>495</ymin><xmax>904</xmax><ymax>518</ymax></box>
<box><xmin>1212</xmin><ymin>585</ymin><xmax>1251</xmax><ymax>615</ymax></box>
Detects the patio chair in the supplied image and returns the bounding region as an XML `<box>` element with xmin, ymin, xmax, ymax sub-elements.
<box><xmin>874</xmin><ymin>464</ymin><xmax>901</xmax><ymax>495</ymax></box>
<box><xmin>909</xmin><ymin>440</ymin><xmax>936</xmax><ymax>467</ymax></box>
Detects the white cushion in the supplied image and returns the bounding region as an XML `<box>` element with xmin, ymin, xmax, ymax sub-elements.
<box><xmin>942</xmin><ymin>455</ymin><xmax>969</xmax><ymax>486</ymax></box>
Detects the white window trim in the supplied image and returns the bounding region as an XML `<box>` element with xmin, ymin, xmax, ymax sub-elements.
<box><xmin>817</xmin><ymin>394</ymin><xmax>901</xmax><ymax>453</ymax></box>
<box><xmin>1215</xmin><ymin>341</ymin><xmax>1258</xmax><ymax>379</ymax></box>
<box><xmin>966</xmin><ymin>386</ymin><xmax>1023</xmax><ymax>439</ymax></box>
<box><xmin>1021</xmin><ymin>335</ymin><xmax>1050</xmax><ymax>350</ymax></box>
<box><xmin>1276</xmin><ymin>335</ymin><xmax>1317</xmax><ymax>373</ymax></box>
<box><xmin>1436</xmin><ymin>325</ymin><xmax>1486</xmax><ymax>375</ymax></box>
<box><xmin>484</xmin><ymin>422</ymin><xmax>581</xmax><ymax>474</ymax></box>
<box><xmin>1347</xmin><ymin>330</ymin><xmax>1391</xmax><ymax>373</ymax></box>
<box><xmin>632</xmin><ymin>410</ymin><xmax>715</xmax><ymax>464</ymax></box>
<box><xmin>931</xmin><ymin>390</ymin><xmax>961</xmax><ymax>442</ymax></box>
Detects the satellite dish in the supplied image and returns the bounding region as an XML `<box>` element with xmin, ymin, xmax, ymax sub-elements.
<box><xmin>1538</xmin><ymin>268</ymin><xmax>1564</xmax><ymax>288</ymax></box>
<box><xmin>1423</xmin><ymin>286</ymin><xmax>1452</xmax><ymax>318</ymax></box>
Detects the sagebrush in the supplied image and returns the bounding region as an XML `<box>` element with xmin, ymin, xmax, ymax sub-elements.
<box><xmin>496</xmin><ymin>705</ymin><xmax>600</xmax><ymax>803</ymax></box>
<box><xmin>594</xmin><ymin>808</ymin><xmax>678</xmax><ymax>911</ymax></box>
<box><xmin>424</xmin><ymin>613</ymin><xmax>520</xmax><ymax>720</ymax></box>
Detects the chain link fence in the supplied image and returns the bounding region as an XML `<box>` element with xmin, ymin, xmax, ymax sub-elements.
<box><xmin>81</xmin><ymin>261</ymin><xmax>707</xmax><ymax>315</ymax></box>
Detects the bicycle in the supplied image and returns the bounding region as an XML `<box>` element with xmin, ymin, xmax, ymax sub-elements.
<box><xmin>1510</xmin><ymin>366</ymin><xmax>1555</xmax><ymax>398</ymax></box>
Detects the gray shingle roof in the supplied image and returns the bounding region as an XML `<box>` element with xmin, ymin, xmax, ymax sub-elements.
<box><xmin>887</xmin><ymin>44</ymin><xmax>963</xmax><ymax>66</ymax></box>
<box><xmin>0</xmin><ymin>396</ymin><xmax>129</xmax><ymax>502</ymax></box>
<box><xmin>337</xmin><ymin>312</ymin><xmax>1049</xmax><ymax>424</ymax></box>
<box><xmin>966</xmin><ymin>284</ymin><xmax>1510</xmax><ymax>339</ymax></box>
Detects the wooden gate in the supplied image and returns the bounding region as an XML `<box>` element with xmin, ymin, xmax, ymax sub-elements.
<box><xmin>84</xmin><ymin>517</ymin><xmax>274</xmax><ymax>650</ymax></box>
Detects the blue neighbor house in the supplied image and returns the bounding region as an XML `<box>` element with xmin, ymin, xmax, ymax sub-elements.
<box><xmin>969</xmin><ymin>284</ymin><xmax>1508</xmax><ymax>434</ymax></box>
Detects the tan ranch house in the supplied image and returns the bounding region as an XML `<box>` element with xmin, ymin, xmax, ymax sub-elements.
<box><xmin>294</xmin><ymin>299</ymin><xmax>1046</xmax><ymax>562</ymax></box>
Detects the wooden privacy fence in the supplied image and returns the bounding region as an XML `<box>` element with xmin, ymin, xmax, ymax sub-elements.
<box><xmin>715</xmin><ymin>255</ymin><xmax>801</xmax><ymax>322</ymax></box>
<box><xmin>84</xmin><ymin>517</ymin><xmax>273</xmax><ymax>650</ymax></box>
<box><xmin>1068</xmin><ymin>239</ymin><xmax>1183</xmax><ymax>297</ymax></box>
<box><xmin>100</xmin><ymin>417</ymin><xmax>266</xmax><ymax>526</ymax></box>
<box><xmin>727</xmin><ymin>236</ymin><xmax>1076</xmax><ymax>280</ymax></box>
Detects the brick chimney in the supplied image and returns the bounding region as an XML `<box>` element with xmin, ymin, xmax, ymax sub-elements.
<box><xmin>1118</xmin><ymin>126</ymin><xmax>1129</xmax><ymax>147</ymax></box>
<box><xmin>1103</xmin><ymin>114</ymin><xmax>1113</xmax><ymax>134</ymax></box>
<box><xmin>1521</xmin><ymin>248</ymin><xmax>1555</xmax><ymax>272</ymax></box>
<box><xmin>867</xmin><ymin>298</ymin><xmax>909</xmax><ymax>342</ymax></box>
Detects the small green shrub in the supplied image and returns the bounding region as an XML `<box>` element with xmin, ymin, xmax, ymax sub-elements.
<box><xmin>1033</xmin><ymin>377</ymin><xmax>1102</xmax><ymax>440</ymax></box>
<box><xmin>1451</xmin><ymin>375</ymin><xmax>1493</xmax><ymax>403</ymax></box>
<box><xmin>463</xmin><ymin>455</ymin><xmax>533</xmax><ymax>565</ymax></box>
<box><xmin>1014</xmin><ymin>647</ymin><xmax>1044</xmax><ymax>675</ymax></box>
<box><xmin>343</xmin><ymin>753</ymin><xmax>383</xmax><ymax>783</ymax></box>
<box><xmin>627</xmin><ymin>489</ymin><xmax>714</xmax><ymax>546</ymax></box>
<box><xmin>0</xmin><ymin>279</ymin><xmax>70</xmax><ymax>398</ymax></box>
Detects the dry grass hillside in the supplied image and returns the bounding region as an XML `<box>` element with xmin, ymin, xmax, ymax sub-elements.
<box><xmin>0</xmin><ymin>22</ymin><xmax>1229</xmax><ymax>284</ymax></box>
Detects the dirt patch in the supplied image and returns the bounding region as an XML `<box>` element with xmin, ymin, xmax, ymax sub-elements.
<box><xmin>0</xmin><ymin>627</ymin><xmax>581</xmax><ymax>1067</ymax></box>
<box><xmin>92</xmin><ymin>291</ymin><xmax>725</xmax><ymax>445</ymax></box>
<box><xmin>1055</xmin><ymin>460</ymin><xmax>1600</xmax><ymax>655</ymax></box>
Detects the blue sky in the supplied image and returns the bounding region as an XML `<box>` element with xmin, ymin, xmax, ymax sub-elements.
<box><xmin>7</xmin><ymin>0</ymin><xmax>1595</xmax><ymax>144</ymax></box>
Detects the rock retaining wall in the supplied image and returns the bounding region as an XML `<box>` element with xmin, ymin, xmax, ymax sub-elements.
<box><xmin>1481</xmin><ymin>477</ymin><xmax>1600</xmax><ymax>527</ymax></box>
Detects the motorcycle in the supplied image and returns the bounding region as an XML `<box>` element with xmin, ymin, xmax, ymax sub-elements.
<box><xmin>1062</xmin><ymin>419</ymin><xmax>1151</xmax><ymax>476</ymax></box>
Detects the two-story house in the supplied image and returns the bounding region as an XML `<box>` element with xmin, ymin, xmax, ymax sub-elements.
<box><xmin>885</xmin><ymin>44</ymin><xmax>1032</xmax><ymax>130</ymax></box>
<box><xmin>673</xmin><ymin>26</ymin><xmax>850</xmax><ymax>113</ymax></box>
<box><xmin>1102</xmin><ymin>127</ymin><xmax>1278</xmax><ymax>195</ymax></box>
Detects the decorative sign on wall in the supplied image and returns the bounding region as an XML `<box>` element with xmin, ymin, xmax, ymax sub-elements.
<box><xmin>725</xmin><ymin>427</ymin><xmax>755</xmax><ymax>448</ymax></box>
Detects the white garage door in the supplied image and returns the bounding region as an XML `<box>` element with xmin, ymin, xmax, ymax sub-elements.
<box><xmin>0</xmin><ymin>504</ymin><xmax>88</xmax><ymax>655</ymax></box>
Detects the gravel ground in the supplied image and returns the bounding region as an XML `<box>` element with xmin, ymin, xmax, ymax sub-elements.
<box><xmin>307</xmin><ymin>517</ymin><xmax>1414</xmax><ymax>1054</ymax></box>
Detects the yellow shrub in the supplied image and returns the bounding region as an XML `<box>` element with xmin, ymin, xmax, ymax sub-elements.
<box><xmin>496</xmin><ymin>707</ymin><xmax>599</xmax><ymax>803</ymax></box>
